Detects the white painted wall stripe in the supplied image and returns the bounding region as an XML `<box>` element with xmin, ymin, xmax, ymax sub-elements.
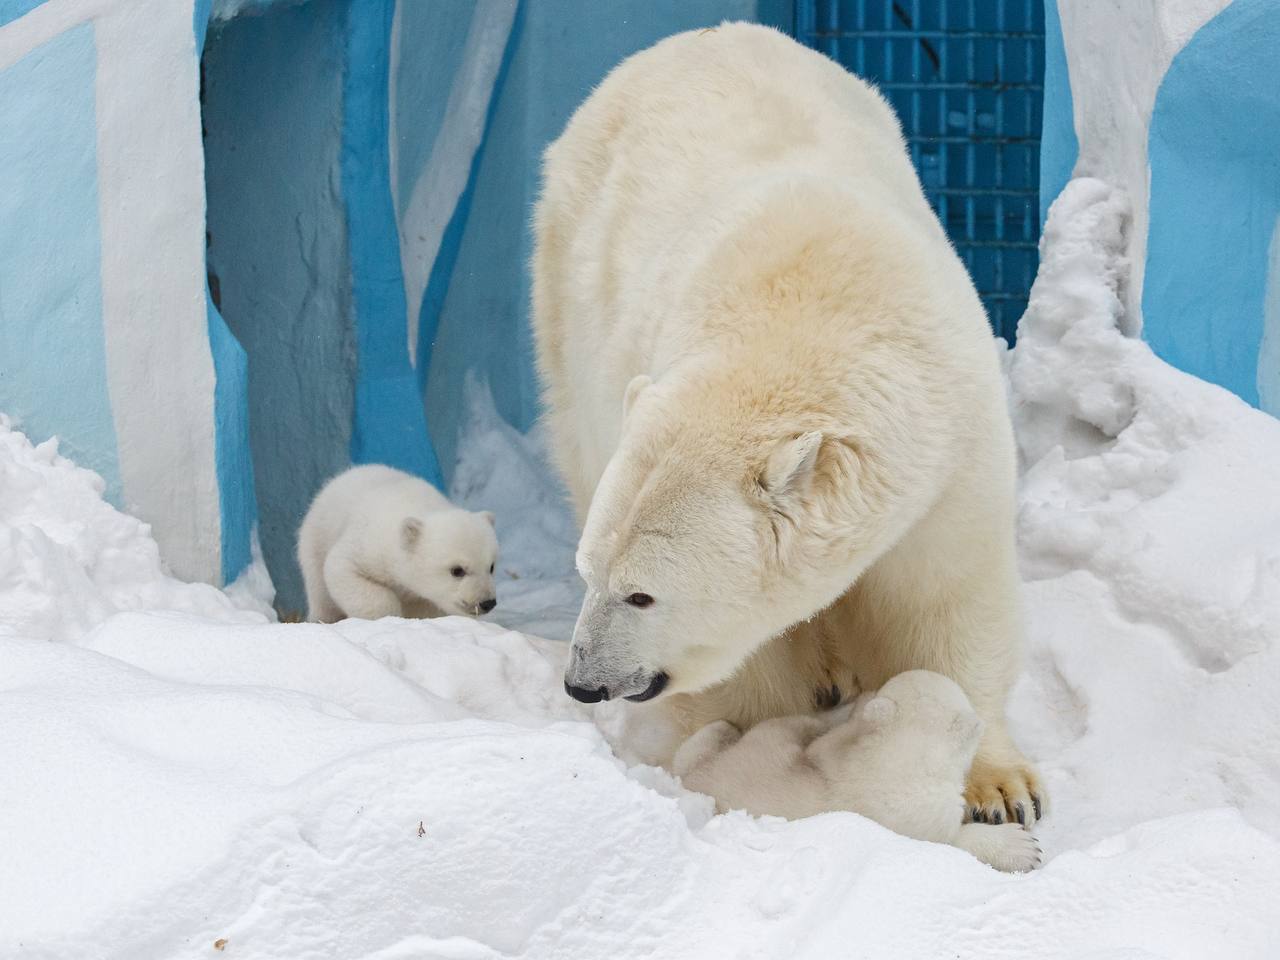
<box><xmin>94</xmin><ymin>0</ymin><xmax>221</xmax><ymax>583</ymax></box>
<box><xmin>1258</xmin><ymin>216</ymin><xmax>1280</xmax><ymax>418</ymax></box>
<box><xmin>1055</xmin><ymin>0</ymin><xmax>1232</xmax><ymax>333</ymax></box>
<box><xmin>396</xmin><ymin>0</ymin><xmax>517</xmax><ymax>364</ymax></box>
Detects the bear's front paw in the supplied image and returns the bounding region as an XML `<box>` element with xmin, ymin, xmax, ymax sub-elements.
<box><xmin>965</xmin><ymin>757</ymin><xmax>1046</xmax><ymax>828</ymax></box>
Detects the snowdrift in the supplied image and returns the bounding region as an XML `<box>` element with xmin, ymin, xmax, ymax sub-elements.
<box><xmin>2</xmin><ymin>181</ymin><xmax>1280</xmax><ymax>959</ymax></box>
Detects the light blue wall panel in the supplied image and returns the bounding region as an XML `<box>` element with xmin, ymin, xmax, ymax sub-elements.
<box><xmin>0</xmin><ymin>24</ymin><xmax>122</xmax><ymax>502</ymax></box>
<box><xmin>1144</xmin><ymin>0</ymin><xmax>1280</xmax><ymax>412</ymax></box>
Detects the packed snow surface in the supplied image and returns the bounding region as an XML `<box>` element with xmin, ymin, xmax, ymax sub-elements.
<box><xmin>4</xmin><ymin>180</ymin><xmax>1280</xmax><ymax>958</ymax></box>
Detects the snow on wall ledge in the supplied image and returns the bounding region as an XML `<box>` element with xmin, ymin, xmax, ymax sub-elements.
<box><xmin>1041</xmin><ymin>0</ymin><xmax>1279</xmax><ymax>418</ymax></box>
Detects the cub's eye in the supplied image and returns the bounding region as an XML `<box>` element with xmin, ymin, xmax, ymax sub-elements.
<box><xmin>625</xmin><ymin>592</ymin><xmax>654</xmax><ymax>609</ymax></box>
<box><xmin>450</xmin><ymin>566</ymin><xmax>466</xmax><ymax>579</ymax></box>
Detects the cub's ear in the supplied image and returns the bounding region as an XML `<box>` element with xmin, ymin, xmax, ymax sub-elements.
<box><xmin>480</xmin><ymin>510</ymin><xmax>496</xmax><ymax>528</ymax></box>
<box><xmin>758</xmin><ymin>431</ymin><xmax>823</xmax><ymax>509</ymax></box>
<box><xmin>622</xmin><ymin>374</ymin><xmax>653</xmax><ymax>422</ymax></box>
<box><xmin>858</xmin><ymin>695</ymin><xmax>898</xmax><ymax>732</ymax></box>
<box><xmin>400</xmin><ymin>517</ymin><xmax>424</xmax><ymax>551</ymax></box>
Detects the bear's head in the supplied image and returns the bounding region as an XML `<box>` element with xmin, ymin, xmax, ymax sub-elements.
<box><xmin>564</xmin><ymin>373</ymin><xmax>873</xmax><ymax>704</ymax></box>
<box><xmin>854</xmin><ymin>670</ymin><xmax>983</xmax><ymax>754</ymax></box>
<box><xmin>398</xmin><ymin>508</ymin><xmax>499</xmax><ymax>617</ymax></box>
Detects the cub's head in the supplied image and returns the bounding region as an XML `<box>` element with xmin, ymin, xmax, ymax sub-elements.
<box><xmin>563</xmin><ymin>376</ymin><xmax>864</xmax><ymax>704</ymax></box>
<box><xmin>401</xmin><ymin>508</ymin><xmax>499</xmax><ymax>617</ymax></box>
<box><xmin>856</xmin><ymin>670</ymin><xmax>983</xmax><ymax>752</ymax></box>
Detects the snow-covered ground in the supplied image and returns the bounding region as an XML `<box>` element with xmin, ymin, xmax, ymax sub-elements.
<box><xmin>3</xmin><ymin>180</ymin><xmax>1280</xmax><ymax>959</ymax></box>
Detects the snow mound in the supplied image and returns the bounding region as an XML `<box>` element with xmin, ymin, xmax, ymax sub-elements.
<box><xmin>1008</xmin><ymin>180</ymin><xmax>1280</xmax><ymax>853</ymax></box>
<box><xmin>3</xmin><ymin>179</ymin><xmax>1280</xmax><ymax>957</ymax></box>
<box><xmin>0</xmin><ymin>418</ymin><xmax>269</xmax><ymax>644</ymax></box>
<box><xmin>451</xmin><ymin>374</ymin><xmax>584</xmax><ymax>640</ymax></box>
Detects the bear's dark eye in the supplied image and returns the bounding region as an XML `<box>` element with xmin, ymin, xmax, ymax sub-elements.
<box><xmin>450</xmin><ymin>566</ymin><xmax>466</xmax><ymax>579</ymax></box>
<box><xmin>625</xmin><ymin>592</ymin><xmax>654</xmax><ymax>608</ymax></box>
<box><xmin>489</xmin><ymin>563</ymin><xmax>495</xmax><ymax>574</ymax></box>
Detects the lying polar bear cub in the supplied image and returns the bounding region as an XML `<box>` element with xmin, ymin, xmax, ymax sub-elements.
<box><xmin>673</xmin><ymin>670</ymin><xmax>1041</xmax><ymax>873</ymax></box>
<box><xmin>297</xmin><ymin>464</ymin><xmax>498</xmax><ymax>623</ymax></box>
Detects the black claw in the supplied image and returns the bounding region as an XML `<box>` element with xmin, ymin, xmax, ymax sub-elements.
<box><xmin>1031</xmin><ymin>794</ymin><xmax>1043</xmax><ymax>821</ymax></box>
<box><xmin>1015</xmin><ymin>803</ymin><xmax>1026</xmax><ymax>826</ymax></box>
<box><xmin>991</xmin><ymin>809</ymin><xmax>1004</xmax><ymax>825</ymax></box>
<box><xmin>969</xmin><ymin>807</ymin><xmax>981</xmax><ymax>823</ymax></box>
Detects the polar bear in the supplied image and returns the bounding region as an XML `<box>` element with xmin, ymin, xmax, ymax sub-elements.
<box><xmin>532</xmin><ymin>22</ymin><xmax>1042</xmax><ymax>824</ymax></box>
<box><xmin>673</xmin><ymin>671</ymin><xmax>1041</xmax><ymax>872</ymax></box>
<box><xmin>297</xmin><ymin>464</ymin><xmax>498</xmax><ymax>622</ymax></box>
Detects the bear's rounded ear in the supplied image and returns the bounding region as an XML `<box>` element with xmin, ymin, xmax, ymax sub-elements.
<box><xmin>622</xmin><ymin>374</ymin><xmax>653</xmax><ymax>422</ymax></box>
<box><xmin>400</xmin><ymin>517</ymin><xmax>424</xmax><ymax>551</ymax></box>
<box><xmin>859</xmin><ymin>695</ymin><xmax>897</xmax><ymax>732</ymax></box>
<box><xmin>758</xmin><ymin>431</ymin><xmax>823</xmax><ymax>509</ymax></box>
<box><xmin>480</xmin><ymin>510</ymin><xmax>496</xmax><ymax>528</ymax></box>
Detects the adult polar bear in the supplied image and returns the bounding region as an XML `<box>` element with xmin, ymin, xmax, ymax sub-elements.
<box><xmin>532</xmin><ymin>23</ymin><xmax>1042</xmax><ymax>824</ymax></box>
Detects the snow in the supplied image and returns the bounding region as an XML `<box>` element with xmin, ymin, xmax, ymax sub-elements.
<box><xmin>4</xmin><ymin>179</ymin><xmax>1280</xmax><ymax>958</ymax></box>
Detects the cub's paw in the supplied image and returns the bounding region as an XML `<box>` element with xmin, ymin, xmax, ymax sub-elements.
<box><xmin>672</xmin><ymin>720</ymin><xmax>742</xmax><ymax>778</ymax></box>
<box><xmin>965</xmin><ymin>757</ymin><xmax>1046</xmax><ymax>828</ymax></box>
<box><xmin>955</xmin><ymin>822</ymin><xmax>1042</xmax><ymax>873</ymax></box>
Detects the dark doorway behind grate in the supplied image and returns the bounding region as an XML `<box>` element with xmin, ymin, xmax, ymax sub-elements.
<box><xmin>795</xmin><ymin>0</ymin><xmax>1045</xmax><ymax>342</ymax></box>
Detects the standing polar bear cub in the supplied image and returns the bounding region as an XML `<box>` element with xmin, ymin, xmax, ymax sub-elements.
<box><xmin>533</xmin><ymin>22</ymin><xmax>1043</xmax><ymax>824</ymax></box>
<box><xmin>674</xmin><ymin>671</ymin><xmax>1041</xmax><ymax>872</ymax></box>
<box><xmin>297</xmin><ymin>465</ymin><xmax>498</xmax><ymax>622</ymax></box>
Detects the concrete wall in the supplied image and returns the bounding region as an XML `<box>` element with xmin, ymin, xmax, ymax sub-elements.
<box><xmin>1039</xmin><ymin>0</ymin><xmax>1279</xmax><ymax>418</ymax></box>
<box><xmin>407</xmin><ymin>0</ymin><xmax>782</xmax><ymax>480</ymax></box>
<box><xmin>1142</xmin><ymin>0</ymin><xmax>1280</xmax><ymax>415</ymax></box>
<box><xmin>1</xmin><ymin>0</ymin><xmax>233</xmax><ymax>585</ymax></box>
<box><xmin>1</xmin><ymin>0</ymin><xmax>790</xmax><ymax>607</ymax></box>
<box><xmin>0</xmin><ymin>23</ymin><xmax>119</xmax><ymax>499</ymax></box>
<box><xmin>202</xmin><ymin>0</ymin><xmax>354</xmax><ymax>611</ymax></box>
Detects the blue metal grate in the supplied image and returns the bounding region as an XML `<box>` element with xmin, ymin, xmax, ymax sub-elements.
<box><xmin>795</xmin><ymin>0</ymin><xmax>1045</xmax><ymax>342</ymax></box>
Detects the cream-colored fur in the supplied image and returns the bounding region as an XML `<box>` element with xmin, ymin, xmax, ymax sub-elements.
<box><xmin>532</xmin><ymin>23</ymin><xmax>1042</xmax><ymax>822</ymax></box>
<box><xmin>673</xmin><ymin>671</ymin><xmax>1041</xmax><ymax>872</ymax></box>
<box><xmin>297</xmin><ymin>465</ymin><xmax>498</xmax><ymax>623</ymax></box>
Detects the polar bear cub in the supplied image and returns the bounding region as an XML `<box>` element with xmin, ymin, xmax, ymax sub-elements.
<box><xmin>673</xmin><ymin>670</ymin><xmax>1041</xmax><ymax>873</ymax></box>
<box><xmin>297</xmin><ymin>464</ymin><xmax>499</xmax><ymax>623</ymax></box>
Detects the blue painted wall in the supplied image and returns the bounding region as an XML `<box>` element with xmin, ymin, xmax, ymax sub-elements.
<box><xmin>195</xmin><ymin>0</ymin><xmax>256</xmax><ymax>586</ymax></box>
<box><xmin>193</xmin><ymin>0</ymin><xmax>790</xmax><ymax>603</ymax></box>
<box><xmin>1039</xmin><ymin>0</ymin><xmax>1076</xmax><ymax>228</ymax></box>
<box><xmin>1143</xmin><ymin>0</ymin><xmax>1280</xmax><ymax>413</ymax></box>
<box><xmin>342</xmin><ymin>0</ymin><xmax>442</xmax><ymax>487</ymax></box>
<box><xmin>202</xmin><ymin>0</ymin><xmax>355</xmax><ymax>612</ymax></box>
<box><xmin>0</xmin><ymin>24</ymin><xmax>123</xmax><ymax>502</ymax></box>
<box><xmin>420</xmin><ymin>0</ymin><xmax>759</xmax><ymax>480</ymax></box>
<box><xmin>391</xmin><ymin>5</ymin><xmax>472</xmax><ymax>215</ymax></box>
<box><xmin>0</xmin><ymin>0</ymin><xmax>46</xmax><ymax>27</ymax></box>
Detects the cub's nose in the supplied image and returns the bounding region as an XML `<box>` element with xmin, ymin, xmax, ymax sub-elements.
<box><xmin>478</xmin><ymin>597</ymin><xmax>497</xmax><ymax>614</ymax></box>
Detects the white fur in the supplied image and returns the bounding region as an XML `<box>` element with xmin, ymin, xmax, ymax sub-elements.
<box><xmin>673</xmin><ymin>671</ymin><xmax>1041</xmax><ymax>873</ymax></box>
<box><xmin>297</xmin><ymin>465</ymin><xmax>498</xmax><ymax>622</ymax></box>
<box><xmin>533</xmin><ymin>23</ymin><xmax>1043</xmax><ymax>821</ymax></box>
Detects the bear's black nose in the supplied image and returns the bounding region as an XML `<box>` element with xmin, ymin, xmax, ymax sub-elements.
<box><xmin>564</xmin><ymin>681</ymin><xmax>609</xmax><ymax>703</ymax></box>
<box><xmin>479</xmin><ymin>598</ymin><xmax>497</xmax><ymax>614</ymax></box>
